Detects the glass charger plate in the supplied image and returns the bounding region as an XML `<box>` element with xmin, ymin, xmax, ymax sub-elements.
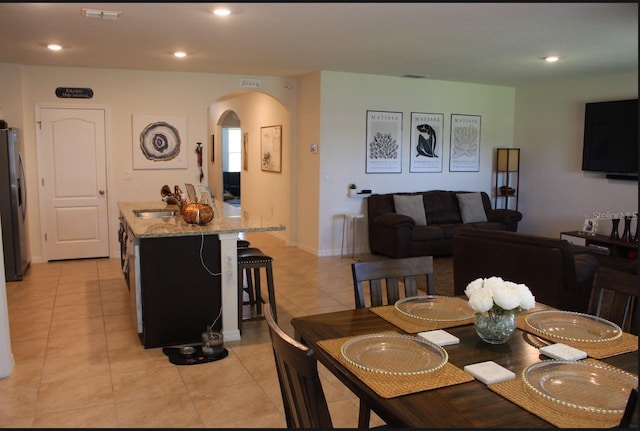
<box><xmin>341</xmin><ymin>333</ymin><xmax>448</xmax><ymax>376</ymax></box>
<box><xmin>523</xmin><ymin>360</ymin><xmax>638</xmax><ymax>414</ymax></box>
<box><xmin>524</xmin><ymin>310</ymin><xmax>622</xmax><ymax>343</ymax></box>
<box><xmin>394</xmin><ymin>295</ymin><xmax>475</xmax><ymax>322</ymax></box>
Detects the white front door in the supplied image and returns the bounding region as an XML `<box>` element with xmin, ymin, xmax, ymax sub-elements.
<box><xmin>37</xmin><ymin>107</ymin><xmax>109</xmax><ymax>260</ymax></box>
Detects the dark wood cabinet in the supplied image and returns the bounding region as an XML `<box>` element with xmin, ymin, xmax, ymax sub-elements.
<box><xmin>138</xmin><ymin>235</ymin><xmax>222</xmax><ymax>348</ymax></box>
<box><xmin>561</xmin><ymin>230</ymin><xmax>638</xmax><ymax>271</ymax></box>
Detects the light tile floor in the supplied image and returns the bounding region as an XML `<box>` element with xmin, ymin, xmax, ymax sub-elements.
<box><xmin>1</xmin><ymin>232</ymin><xmax>387</xmax><ymax>428</ymax></box>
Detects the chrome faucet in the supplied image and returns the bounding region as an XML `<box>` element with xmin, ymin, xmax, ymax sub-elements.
<box><xmin>161</xmin><ymin>184</ymin><xmax>185</xmax><ymax>207</ymax></box>
<box><xmin>164</xmin><ymin>196</ymin><xmax>181</xmax><ymax>205</ymax></box>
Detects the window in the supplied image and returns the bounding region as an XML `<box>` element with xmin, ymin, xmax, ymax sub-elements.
<box><xmin>227</xmin><ymin>128</ymin><xmax>241</xmax><ymax>172</ymax></box>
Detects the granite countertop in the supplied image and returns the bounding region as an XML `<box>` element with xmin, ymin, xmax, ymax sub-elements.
<box><xmin>118</xmin><ymin>200</ymin><xmax>285</xmax><ymax>238</ymax></box>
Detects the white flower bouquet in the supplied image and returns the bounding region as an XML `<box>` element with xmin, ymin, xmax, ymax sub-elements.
<box><xmin>465</xmin><ymin>276</ymin><xmax>535</xmax><ymax>315</ymax></box>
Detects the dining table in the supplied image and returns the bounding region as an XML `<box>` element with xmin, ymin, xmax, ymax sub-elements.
<box><xmin>291</xmin><ymin>302</ymin><xmax>638</xmax><ymax>428</ymax></box>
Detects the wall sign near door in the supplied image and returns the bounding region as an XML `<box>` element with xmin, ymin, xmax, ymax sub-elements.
<box><xmin>55</xmin><ymin>87</ymin><xmax>94</xmax><ymax>99</ymax></box>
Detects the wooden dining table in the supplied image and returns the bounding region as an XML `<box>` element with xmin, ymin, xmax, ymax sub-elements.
<box><xmin>291</xmin><ymin>306</ymin><xmax>638</xmax><ymax>428</ymax></box>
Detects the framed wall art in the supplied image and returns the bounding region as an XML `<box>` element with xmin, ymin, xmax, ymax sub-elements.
<box><xmin>366</xmin><ymin>110</ymin><xmax>402</xmax><ymax>173</ymax></box>
<box><xmin>449</xmin><ymin>114</ymin><xmax>481</xmax><ymax>172</ymax></box>
<box><xmin>242</xmin><ymin>132</ymin><xmax>248</xmax><ymax>171</ymax></box>
<box><xmin>261</xmin><ymin>125</ymin><xmax>282</xmax><ymax>173</ymax></box>
<box><xmin>132</xmin><ymin>114</ymin><xmax>188</xmax><ymax>170</ymax></box>
<box><xmin>211</xmin><ymin>135</ymin><xmax>215</xmax><ymax>163</ymax></box>
<box><xmin>581</xmin><ymin>217</ymin><xmax>598</xmax><ymax>235</ymax></box>
<box><xmin>410</xmin><ymin>112</ymin><xmax>444</xmax><ymax>173</ymax></box>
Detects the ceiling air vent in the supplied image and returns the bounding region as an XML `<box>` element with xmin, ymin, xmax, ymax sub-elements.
<box><xmin>82</xmin><ymin>8</ymin><xmax>122</xmax><ymax>20</ymax></box>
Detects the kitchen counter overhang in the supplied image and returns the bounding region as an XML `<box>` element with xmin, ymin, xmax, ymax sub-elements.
<box><xmin>118</xmin><ymin>200</ymin><xmax>285</xmax><ymax>238</ymax></box>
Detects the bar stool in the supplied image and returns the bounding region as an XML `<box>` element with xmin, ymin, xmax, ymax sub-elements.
<box><xmin>237</xmin><ymin>239</ymin><xmax>251</xmax><ymax>249</ymax></box>
<box><xmin>236</xmin><ymin>239</ymin><xmax>253</xmax><ymax>306</ymax></box>
<box><xmin>237</xmin><ymin>247</ymin><xmax>277</xmax><ymax>331</ymax></box>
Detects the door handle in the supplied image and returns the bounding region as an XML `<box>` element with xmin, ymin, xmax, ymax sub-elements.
<box><xmin>99</xmin><ymin>190</ymin><xmax>105</xmax><ymax>195</ymax></box>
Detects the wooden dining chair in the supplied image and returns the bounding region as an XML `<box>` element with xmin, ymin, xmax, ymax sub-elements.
<box><xmin>591</xmin><ymin>266</ymin><xmax>638</xmax><ymax>335</ymax></box>
<box><xmin>264</xmin><ymin>303</ymin><xmax>333</xmax><ymax>428</ymax></box>
<box><xmin>619</xmin><ymin>388</ymin><xmax>638</xmax><ymax>427</ymax></box>
<box><xmin>264</xmin><ymin>303</ymin><xmax>379</xmax><ymax>428</ymax></box>
<box><xmin>351</xmin><ymin>255</ymin><xmax>435</xmax><ymax>309</ymax></box>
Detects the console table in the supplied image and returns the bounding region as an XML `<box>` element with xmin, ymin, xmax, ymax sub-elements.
<box><xmin>560</xmin><ymin>230</ymin><xmax>638</xmax><ymax>270</ymax></box>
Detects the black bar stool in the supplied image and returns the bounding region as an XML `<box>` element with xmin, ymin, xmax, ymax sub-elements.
<box><xmin>237</xmin><ymin>239</ymin><xmax>251</xmax><ymax>249</ymax></box>
<box><xmin>237</xmin><ymin>247</ymin><xmax>277</xmax><ymax>331</ymax></box>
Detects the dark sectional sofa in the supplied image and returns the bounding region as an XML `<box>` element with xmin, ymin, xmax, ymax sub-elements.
<box><xmin>367</xmin><ymin>190</ymin><xmax>522</xmax><ymax>258</ymax></box>
<box><xmin>452</xmin><ymin>228</ymin><xmax>599</xmax><ymax>313</ymax></box>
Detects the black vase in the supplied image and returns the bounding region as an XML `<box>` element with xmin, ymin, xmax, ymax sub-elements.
<box><xmin>622</xmin><ymin>216</ymin><xmax>633</xmax><ymax>242</ymax></box>
<box><xmin>635</xmin><ymin>217</ymin><xmax>639</xmax><ymax>243</ymax></box>
<box><xmin>610</xmin><ymin>218</ymin><xmax>620</xmax><ymax>240</ymax></box>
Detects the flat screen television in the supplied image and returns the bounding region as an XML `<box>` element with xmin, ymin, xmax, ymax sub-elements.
<box><xmin>582</xmin><ymin>98</ymin><xmax>638</xmax><ymax>180</ymax></box>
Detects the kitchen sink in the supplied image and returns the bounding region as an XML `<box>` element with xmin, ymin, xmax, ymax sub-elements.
<box><xmin>133</xmin><ymin>209</ymin><xmax>179</xmax><ymax>218</ymax></box>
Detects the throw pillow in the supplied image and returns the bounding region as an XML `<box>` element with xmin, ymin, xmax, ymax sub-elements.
<box><xmin>457</xmin><ymin>192</ymin><xmax>488</xmax><ymax>223</ymax></box>
<box><xmin>393</xmin><ymin>194</ymin><xmax>427</xmax><ymax>226</ymax></box>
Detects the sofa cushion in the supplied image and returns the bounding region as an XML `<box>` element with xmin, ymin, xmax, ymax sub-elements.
<box><xmin>424</xmin><ymin>191</ymin><xmax>463</xmax><ymax>224</ymax></box>
<box><xmin>393</xmin><ymin>194</ymin><xmax>427</xmax><ymax>226</ymax></box>
<box><xmin>412</xmin><ymin>225</ymin><xmax>445</xmax><ymax>241</ymax></box>
<box><xmin>457</xmin><ymin>192</ymin><xmax>488</xmax><ymax>223</ymax></box>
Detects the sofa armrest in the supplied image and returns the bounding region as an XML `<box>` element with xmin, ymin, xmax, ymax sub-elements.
<box><xmin>486</xmin><ymin>209</ymin><xmax>523</xmax><ymax>231</ymax></box>
<box><xmin>373</xmin><ymin>212</ymin><xmax>416</xmax><ymax>229</ymax></box>
<box><xmin>368</xmin><ymin>212</ymin><xmax>416</xmax><ymax>258</ymax></box>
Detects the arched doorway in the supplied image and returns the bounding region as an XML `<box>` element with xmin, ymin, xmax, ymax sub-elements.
<box><xmin>207</xmin><ymin>91</ymin><xmax>292</xmax><ymax>246</ymax></box>
<box><xmin>218</xmin><ymin>110</ymin><xmax>242</xmax><ymax>208</ymax></box>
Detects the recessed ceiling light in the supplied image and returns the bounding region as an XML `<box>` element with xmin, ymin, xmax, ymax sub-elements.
<box><xmin>544</xmin><ymin>56</ymin><xmax>559</xmax><ymax>63</ymax></box>
<box><xmin>174</xmin><ymin>51</ymin><xmax>187</xmax><ymax>58</ymax></box>
<box><xmin>47</xmin><ymin>44</ymin><xmax>62</xmax><ymax>51</ymax></box>
<box><xmin>213</xmin><ymin>8</ymin><xmax>231</xmax><ymax>16</ymax></box>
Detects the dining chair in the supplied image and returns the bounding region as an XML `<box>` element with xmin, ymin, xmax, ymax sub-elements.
<box><xmin>591</xmin><ymin>266</ymin><xmax>637</xmax><ymax>335</ymax></box>
<box><xmin>351</xmin><ymin>255</ymin><xmax>435</xmax><ymax>309</ymax></box>
<box><xmin>264</xmin><ymin>303</ymin><xmax>333</xmax><ymax>428</ymax></box>
<box><xmin>264</xmin><ymin>303</ymin><xmax>380</xmax><ymax>428</ymax></box>
<box><xmin>619</xmin><ymin>388</ymin><xmax>638</xmax><ymax>427</ymax></box>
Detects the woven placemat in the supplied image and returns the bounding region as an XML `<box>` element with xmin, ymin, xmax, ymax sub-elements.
<box><xmin>317</xmin><ymin>331</ymin><xmax>473</xmax><ymax>399</ymax></box>
<box><xmin>488</xmin><ymin>358</ymin><xmax>634</xmax><ymax>428</ymax></box>
<box><xmin>370</xmin><ymin>305</ymin><xmax>474</xmax><ymax>334</ymax></box>
<box><xmin>516</xmin><ymin>315</ymin><xmax>638</xmax><ymax>359</ymax></box>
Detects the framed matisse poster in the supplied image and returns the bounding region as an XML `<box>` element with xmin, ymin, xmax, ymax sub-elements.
<box><xmin>449</xmin><ymin>114</ymin><xmax>481</xmax><ymax>172</ymax></box>
<box><xmin>366</xmin><ymin>110</ymin><xmax>402</xmax><ymax>173</ymax></box>
<box><xmin>410</xmin><ymin>112</ymin><xmax>444</xmax><ymax>173</ymax></box>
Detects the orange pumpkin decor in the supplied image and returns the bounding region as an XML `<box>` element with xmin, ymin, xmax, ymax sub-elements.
<box><xmin>181</xmin><ymin>193</ymin><xmax>214</xmax><ymax>225</ymax></box>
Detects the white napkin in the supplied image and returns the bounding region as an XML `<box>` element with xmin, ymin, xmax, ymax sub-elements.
<box><xmin>464</xmin><ymin>361</ymin><xmax>516</xmax><ymax>385</ymax></box>
<box><xmin>418</xmin><ymin>330</ymin><xmax>460</xmax><ymax>346</ymax></box>
<box><xmin>539</xmin><ymin>343</ymin><xmax>587</xmax><ymax>360</ymax></box>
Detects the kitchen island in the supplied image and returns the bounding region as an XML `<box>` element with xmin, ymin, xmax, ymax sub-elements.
<box><xmin>118</xmin><ymin>200</ymin><xmax>285</xmax><ymax>346</ymax></box>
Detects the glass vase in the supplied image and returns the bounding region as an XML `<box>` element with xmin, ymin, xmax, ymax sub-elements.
<box><xmin>610</xmin><ymin>218</ymin><xmax>620</xmax><ymax>240</ymax></box>
<box><xmin>622</xmin><ymin>216</ymin><xmax>633</xmax><ymax>242</ymax></box>
<box><xmin>474</xmin><ymin>309</ymin><xmax>517</xmax><ymax>344</ymax></box>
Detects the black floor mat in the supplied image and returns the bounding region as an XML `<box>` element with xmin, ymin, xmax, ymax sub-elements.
<box><xmin>162</xmin><ymin>345</ymin><xmax>228</xmax><ymax>365</ymax></box>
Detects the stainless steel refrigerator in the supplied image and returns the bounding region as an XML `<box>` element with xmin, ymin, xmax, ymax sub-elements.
<box><xmin>0</xmin><ymin>127</ymin><xmax>29</xmax><ymax>281</ymax></box>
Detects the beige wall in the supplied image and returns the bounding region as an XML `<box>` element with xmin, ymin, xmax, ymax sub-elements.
<box><xmin>514</xmin><ymin>71</ymin><xmax>638</xmax><ymax>237</ymax></box>
<box><xmin>294</xmin><ymin>72</ymin><xmax>322</xmax><ymax>254</ymax></box>
<box><xmin>314</xmin><ymin>71</ymin><xmax>517</xmax><ymax>255</ymax></box>
<box><xmin>0</xmin><ymin>63</ymin><xmax>295</xmax><ymax>261</ymax></box>
<box><xmin>0</xmin><ymin>62</ymin><xmax>636</xmax><ymax>261</ymax></box>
